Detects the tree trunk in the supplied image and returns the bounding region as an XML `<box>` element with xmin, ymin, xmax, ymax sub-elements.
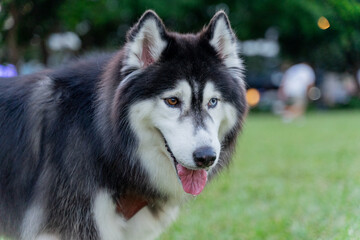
<box><xmin>40</xmin><ymin>38</ymin><xmax>49</xmax><ymax>66</ymax></box>
<box><xmin>6</xmin><ymin>3</ymin><xmax>20</xmax><ymax>68</ymax></box>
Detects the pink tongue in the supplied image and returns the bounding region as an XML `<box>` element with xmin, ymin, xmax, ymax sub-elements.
<box><xmin>176</xmin><ymin>164</ymin><xmax>207</xmax><ymax>195</ymax></box>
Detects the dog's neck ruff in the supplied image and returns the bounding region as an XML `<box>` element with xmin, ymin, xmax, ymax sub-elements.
<box><xmin>115</xmin><ymin>193</ymin><xmax>148</xmax><ymax>220</ymax></box>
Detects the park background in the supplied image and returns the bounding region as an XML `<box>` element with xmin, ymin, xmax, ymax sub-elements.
<box><xmin>1</xmin><ymin>0</ymin><xmax>360</xmax><ymax>239</ymax></box>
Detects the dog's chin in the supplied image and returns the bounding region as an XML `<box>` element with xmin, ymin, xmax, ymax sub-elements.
<box><xmin>162</xmin><ymin>138</ymin><xmax>208</xmax><ymax>196</ymax></box>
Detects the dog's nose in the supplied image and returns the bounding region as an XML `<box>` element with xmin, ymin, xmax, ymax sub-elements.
<box><xmin>193</xmin><ymin>147</ymin><xmax>216</xmax><ymax>168</ymax></box>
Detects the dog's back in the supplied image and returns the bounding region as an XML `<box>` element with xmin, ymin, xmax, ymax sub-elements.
<box><xmin>0</xmin><ymin>56</ymin><xmax>110</xmax><ymax>238</ymax></box>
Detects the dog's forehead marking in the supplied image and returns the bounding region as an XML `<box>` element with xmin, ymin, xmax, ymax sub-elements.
<box><xmin>192</xmin><ymin>81</ymin><xmax>199</xmax><ymax>96</ymax></box>
<box><xmin>162</xmin><ymin>80</ymin><xmax>190</xmax><ymax>97</ymax></box>
<box><xmin>190</xmin><ymin>81</ymin><xmax>221</xmax><ymax>130</ymax></box>
<box><xmin>202</xmin><ymin>81</ymin><xmax>221</xmax><ymax>101</ymax></box>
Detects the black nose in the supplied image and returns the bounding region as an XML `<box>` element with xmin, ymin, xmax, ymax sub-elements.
<box><xmin>193</xmin><ymin>147</ymin><xmax>216</xmax><ymax>168</ymax></box>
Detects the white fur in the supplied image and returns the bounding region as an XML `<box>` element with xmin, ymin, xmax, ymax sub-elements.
<box><xmin>21</xmin><ymin>204</ymin><xmax>45</xmax><ymax>240</ymax></box>
<box><xmin>129</xmin><ymin>99</ymin><xmax>186</xmax><ymax>199</ymax></box>
<box><xmin>123</xmin><ymin>204</ymin><xmax>179</xmax><ymax>240</ymax></box>
<box><xmin>129</xmin><ymin>80</ymin><xmax>238</xmax><ymax>198</ymax></box>
<box><xmin>122</xmin><ymin>18</ymin><xmax>167</xmax><ymax>73</ymax></box>
<box><xmin>93</xmin><ymin>190</ymin><xmax>127</xmax><ymax>240</ymax></box>
<box><xmin>21</xmin><ymin>204</ymin><xmax>60</xmax><ymax>240</ymax></box>
<box><xmin>93</xmin><ymin>190</ymin><xmax>179</xmax><ymax>240</ymax></box>
<box><xmin>202</xmin><ymin>82</ymin><xmax>238</xmax><ymax>140</ymax></box>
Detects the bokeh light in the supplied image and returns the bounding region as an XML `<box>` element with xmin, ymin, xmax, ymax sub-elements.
<box><xmin>318</xmin><ymin>16</ymin><xmax>330</xmax><ymax>30</ymax></box>
<box><xmin>246</xmin><ymin>88</ymin><xmax>260</xmax><ymax>107</ymax></box>
<box><xmin>308</xmin><ymin>87</ymin><xmax>321</xmax><ymax>101</ymax></box>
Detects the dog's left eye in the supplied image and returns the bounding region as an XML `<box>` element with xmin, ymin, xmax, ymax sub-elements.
<box><xmin>208</xmin><ymin>98</ymin><xmax>218</xmax><ymax>108</ymax></box>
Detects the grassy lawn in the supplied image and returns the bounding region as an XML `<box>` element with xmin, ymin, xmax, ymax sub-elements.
<box><xmin>159</xmin><ymin>111</ymin><xmax>360</xmax><ymax>240</ymax></box>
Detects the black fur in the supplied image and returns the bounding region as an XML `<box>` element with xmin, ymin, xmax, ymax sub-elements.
<box><xmin>0</xmin><ymin>10</ymin><xmax>247</xmax><ymax>239</ymax></box>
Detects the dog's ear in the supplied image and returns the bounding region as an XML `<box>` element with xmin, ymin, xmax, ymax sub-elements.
<box><xmin>204</xmin><ymin>11</ymin><xmax>242</xmax><ymax>70</ymax></box>
<box><xmin>122</xmin><ymin>10</ymin><xmax>168</xmax><ymax>74</ymax></box>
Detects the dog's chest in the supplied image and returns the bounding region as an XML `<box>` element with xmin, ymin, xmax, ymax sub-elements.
<box><xmin>123</xmin><ymin>204</ymin><xmax>179</xmax><ymax>240</ymax></box>
<box><xmin>93</xmin><ymin>191</ymin><xmax>179</xmax><ymax>240</ymax></box>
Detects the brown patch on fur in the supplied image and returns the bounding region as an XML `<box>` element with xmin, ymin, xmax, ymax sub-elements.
<box><xmin>115</xmin><ymin>193</ymin><xmax>148</xmax><ymax>220</ymax></box>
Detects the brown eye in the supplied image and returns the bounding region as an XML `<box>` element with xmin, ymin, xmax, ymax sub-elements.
<box><xmin>164</xmin><ymin>97</ymin><xmax>179</xmax><ymax>107</ymax></box>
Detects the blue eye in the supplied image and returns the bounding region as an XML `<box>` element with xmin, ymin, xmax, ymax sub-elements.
<box><xmin>208</xmin><ymin>98</ymin><xmax>218</xmax><ymax>108</ymax></box>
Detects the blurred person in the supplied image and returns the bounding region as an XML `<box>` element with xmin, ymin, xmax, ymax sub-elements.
<box><xmin>342</xmin><ymin>73</ymin><xmax>358</xmax><ymax>96</ymax></box>
<box><xmin>321</xmin><ymin>73</ymin><xmax>348</xmax><ymax>106</ymax></box>
<box><xmin>322</xmin><ymin>72</ymin><xmax>358</xmax><ymax>106</ymax></box>
<box><xmin>278</xmin><ymin>63</ymin><xmax>315</xmax><ymax>121</ymax></box>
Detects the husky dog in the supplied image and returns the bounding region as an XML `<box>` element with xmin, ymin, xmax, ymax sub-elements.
<box><xmin>0</xmin><ymin>10</ymin><xmax>247</xmax><ymax>240</ymax></box>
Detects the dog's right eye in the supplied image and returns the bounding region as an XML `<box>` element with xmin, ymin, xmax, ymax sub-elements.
<box><xmin>164</xmin><ymin>97</ymin><xmax>180</xmax><ymax>108</ymax></box>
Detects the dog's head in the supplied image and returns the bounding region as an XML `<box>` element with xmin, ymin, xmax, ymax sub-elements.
<box><xmin>114</xmin><ymin>10</ymin><xmax>247</xmax><ymax>197</ymax></box>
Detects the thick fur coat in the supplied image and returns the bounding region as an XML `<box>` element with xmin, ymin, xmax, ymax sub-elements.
<box><xmin>0</xmin><ymin>10</ymin><xmax>247</xmax><ymax>240</ymax></box>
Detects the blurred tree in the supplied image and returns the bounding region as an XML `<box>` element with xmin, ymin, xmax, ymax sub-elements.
<box><xmin>0</xmin><ymin>0</ymin><xmax>63</xmax><ymax>66</ymax></box>
<box><xmin>56</xmin><ymin>0</ymin><xmax>208</xmax><ymax>48</ymax></box>
<box><xmin>0</xmin><ymin>0</ymin><xmax>359</xmax><ymax>92</ymax></box>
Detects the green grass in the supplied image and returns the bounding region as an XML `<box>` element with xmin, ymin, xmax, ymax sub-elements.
<box><xmin>159</xmin><ymin>111</ymin><xmax>360</xmax><ymax>240</ymax></box>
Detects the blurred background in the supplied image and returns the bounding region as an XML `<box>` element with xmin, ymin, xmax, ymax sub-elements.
<box><xmin>1</xmin><ymin>1</ymin><xmax>360</xmax><ymax>239</ymax></box>
<box><xmin>0</xmin><ymin>0</ymin><xmax>360</xmax><ymax>112</ymax></box>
